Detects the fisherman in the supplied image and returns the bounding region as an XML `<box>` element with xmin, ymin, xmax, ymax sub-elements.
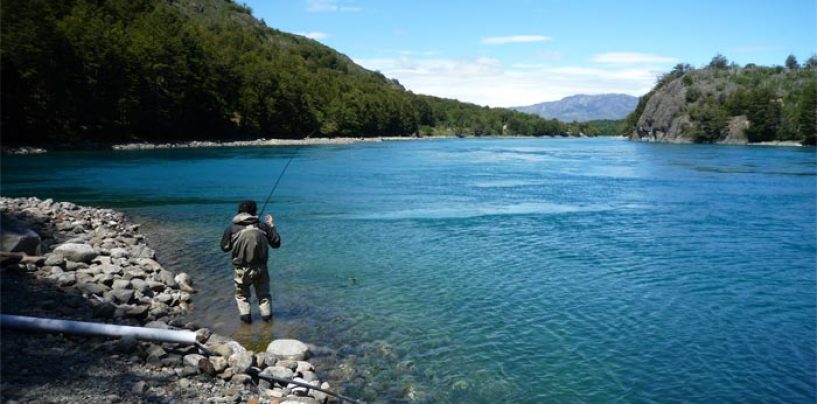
<box><xmin>221</xmin><ymin>200</ymin><xmax>281</xmax><ymax>323</ymax></box>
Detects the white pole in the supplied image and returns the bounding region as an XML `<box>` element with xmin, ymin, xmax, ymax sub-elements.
<box><xmin>0</xmin><ymin>314</ymin><xmax>197</xmax><ymax>345</ymax></box>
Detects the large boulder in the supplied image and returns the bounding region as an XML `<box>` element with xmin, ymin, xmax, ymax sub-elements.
<box><xmin>1</xmin><ymin>213</ymin><xmax>42</xmax><ymax>255</ymax></box>
<box><xmin>265</xmin><ymin>339</ymin><xmax>310</xmax><ymax>363</ymax></box>
<box><xmin>53</xmin><ymin>243</ymin><xmax>98</xmax><ymax>263</ymax></box>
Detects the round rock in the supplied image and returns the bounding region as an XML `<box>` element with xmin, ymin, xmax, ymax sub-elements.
<box><xmin>265</xmin><ymin>339</ymin><xmax>310</xmax><ymax>362</ymax></box>
<box><xmin>53</xmin><ymin>243</ymin><xmax>98</xmax><ymax>263</ymax></box>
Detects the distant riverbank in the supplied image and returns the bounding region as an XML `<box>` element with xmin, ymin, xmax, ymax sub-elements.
<box><xmin>1</xmin><ymin>136</ymin><xmax>438</xmax><ymax>154</ymax></box>
<box><xmin>4</xmin><ymin>134</ymin><xmax>806</xmax><ymax>155</ymax></box>
<box><xmin>111</xmin><ymin>136</ymin><xmax>435</xmax><ymax>151</ymax></box>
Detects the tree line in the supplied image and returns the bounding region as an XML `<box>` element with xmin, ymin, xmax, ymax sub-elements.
<box><xmin>1</xmin><ymin>0</ymin><xmax>584</xmax><ymax>147</ymax></box>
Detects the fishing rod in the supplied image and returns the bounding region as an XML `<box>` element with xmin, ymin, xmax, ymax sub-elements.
<box><xmin>259</xmin><ymin>154</ymin><xmax>295</xmax><ymax>217</ymax></box>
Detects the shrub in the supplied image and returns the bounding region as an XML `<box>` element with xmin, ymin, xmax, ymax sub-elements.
<box><xmin>685</xmin><ymin>87</ymin><xmax>702</xmax><ymax>103</ymax></box>
<box><xmin>709</xmin><ymin>53</ymin><xmax>729</xmax><ymax>69</ymax></box>
<box><xmin>689</xmin><ymin>99</ymin><xmax>728</xmax><ymax>142</ymax></box>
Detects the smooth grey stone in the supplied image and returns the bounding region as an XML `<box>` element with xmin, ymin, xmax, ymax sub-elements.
<box><xmin>156</xmin><ymin>270</ymin><xmax>177</xmax><ymax>287</ymax></box>
<box><xmin>111</xmin><ymin>288</ymin><xmax>134</xmax><ymax>303</ymax></box>
<box><xmin>184</xmin><ymin>353</ymin><xmax>205</xmax><ymax>368</ymax></box>
<box><xmin>110</xmin><ymin>247</ymin><xmax>129</xmax><ymax>258</ymax></box>
<box><xmin>57</xmin><ymin>272</ymin><xmax>77</xmax><ymax>287</ymax></box>
<box><xmin>210</xmin><ymin>356</ymin><xmax>228</xmax><ymax>373</ymax></box>
<box><xmin>228</xmin><ymin>351</ymin><xmax>254</xmax><ymax>374</ymax></box>
<box><xmin>132</xmin><ymin>380</ymin><xmax>148</xmax><ymax>394</ymax></box>
<box><xmin>78</xmin><ymin>282</ymin><xmax>109</xmax><ymax>295</ymax></box>
<box><xmin>44</xmin><ymin>255</ymin><xmax>65</xmax><ymax>267</ymax></box>
<box><xmin>0</xmin><ymin>213</ymin><xmax>42</xmax><ymax>255</ymax></box>
<box><xmin>53</xmin><ymin>243</ymin><xmax>97</xmax><ymax>263</ymax></box>
<box><xmin>266</xmin><ymin>339</ymin><xmax>310</xmax><ymax>362</ymax></box>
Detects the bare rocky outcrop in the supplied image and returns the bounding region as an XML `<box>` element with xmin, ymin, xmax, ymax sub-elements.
<box><xmin>629</xmin><ymin>67</ymin><xmax>813</xmax><ymax>146</ymax></box>
<box><xmin>630</xmin><ymin>78</ymin><xmax>692</xmax><ymax>143</ymax></box>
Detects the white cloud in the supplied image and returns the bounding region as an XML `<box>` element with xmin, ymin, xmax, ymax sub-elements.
<box><xmin>354</xmin><ymin>56</ymin><xmax>660</xmax><ymax>107</ymax></box>
<box><xmin>481</xmin><ymin>35</ymin><xmax>551</xmax><ymax>45</ymax></box>
<box><xmin>536</xmin><ymin>51</ymin><xmax>562</xmax><ymax>60</ymax></box>
<box><xmin>592</xmin><ymin>52</ymin><xmax>679</xmax><ymax>65</ymax></box>
<box><xmin>296</xmin><ymin>31</ymin><xmax>329</xmax><ymax>40</ymax></box>
<box><xmin>306</xmin><ymin>0</ymin><xmax>360</xmax><ymax>13</ymax></box>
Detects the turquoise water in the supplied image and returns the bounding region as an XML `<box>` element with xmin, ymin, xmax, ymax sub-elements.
<box><xmin>2</xmin><ymin>138</ymin><xmax>815</xmax><ymax>402</ymax></box>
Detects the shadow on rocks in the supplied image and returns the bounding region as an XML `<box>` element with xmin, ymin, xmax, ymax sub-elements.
<box><xmin>0</xmin><ymin>268</ymin><xmax>196</xmax><ymax>403</ymax></box>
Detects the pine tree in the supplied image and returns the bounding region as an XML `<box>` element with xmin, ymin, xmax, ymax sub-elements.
<box><xmin>799</xmin><ymin>81</ymin><xmax>817</xmax><ymax>145</ymax></box>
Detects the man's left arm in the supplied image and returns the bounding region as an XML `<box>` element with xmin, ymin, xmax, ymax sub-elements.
<box><xmin>264</xmin><ymin>215</ymin><xmax>281</xmax><ymax>248</ymax></box>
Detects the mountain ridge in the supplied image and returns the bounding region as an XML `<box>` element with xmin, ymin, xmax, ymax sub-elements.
<box><xmin>513</xmin><ymin>94</ymin><xmax>638</xmax><ymax>122</ymax></box>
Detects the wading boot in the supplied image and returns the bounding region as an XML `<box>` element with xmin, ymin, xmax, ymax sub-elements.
<box><xmin>262</xmin><ymin>315</ymin><xmax>272</xmax><ymax>322</ymax></box>
<box><xmin>240</xmin><ymin>314</ymin><xmax>252</xmax><ymax>324</ymax></box>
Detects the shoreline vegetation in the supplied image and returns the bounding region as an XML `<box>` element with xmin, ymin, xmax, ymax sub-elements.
<box><xmin>1</xmin><ymin>0</ymin><xmax>580</xmax><ymax>148</ymax></box>
<box><xmin>0</xmin><ymin>196</ymin><xmax>343</xmax><ymax>403</ymax></box>
<box><xmin>4</xmin><ymin>1</ymin><xmax>813</xmax><ymax>152</ymax></box>
<box><xmin>2</xmin><ymin>134</ymin><xmax>807</xmax><ymax>155</ymax></box>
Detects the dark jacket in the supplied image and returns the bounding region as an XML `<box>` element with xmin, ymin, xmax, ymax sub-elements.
<box><xmin>221</xmin><ymin>213</ymin><xmax>281</xmax><ymax>266</ymax></box>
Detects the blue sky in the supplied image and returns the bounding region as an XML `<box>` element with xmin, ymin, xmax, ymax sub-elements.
<box><xmin>243</xmin><ymin>0</ymin><xmax>816</xmax><ymax>107</ymax></box>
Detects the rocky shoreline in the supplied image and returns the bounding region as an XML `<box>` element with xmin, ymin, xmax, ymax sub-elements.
<box><xmin>627</xmin><ymin>136</ymin><xmax>806</xmax><ymax>147</ymax></box>
<box><xmin>0</xmin><ymin>197</ymin><xmax>342</xmax><ymax>403</ymax></box>
<box><xmin>110</xmin><ymin>137</ymin><xmax>426</xmax><ymax>151</ymax></box>
<box><xmin>2</xmin><ymin>136</ymin><xmax>445</xmax><ymax>154</ymax></box>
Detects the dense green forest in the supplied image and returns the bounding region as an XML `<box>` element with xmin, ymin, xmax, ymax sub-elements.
<box><xmin>1</xmin><ymin>0</ymin><xmax>584</xmax><ymax>147</ymax></box>
<box><xmin>625</xmin><ymin>54</ymin><xmax>817</xmax><ymax>145</ymax></box>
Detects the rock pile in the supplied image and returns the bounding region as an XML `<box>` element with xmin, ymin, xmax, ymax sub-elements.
<box><xmin>0</xmin><ymin>197</ymin><xmax>339</xmax><ymax>404</ymax></box>
<box><xmin>1</xmin><ymin>197</ymin><xmax>190</xmax><ymax>323</ymax></box>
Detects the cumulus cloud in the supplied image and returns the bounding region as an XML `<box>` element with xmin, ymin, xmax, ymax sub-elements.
<box><xmin>354</xmin><ymin>56</ymin><xmax>661</xmax><ymax>107</ymax></box>
<box><xmin>296</xmin><ymin>31</ymin><xmax>329</xmax><ymax>40</ymax></box>
<box><xmin>481</xmin><ymin>35</ymin><xmax>551</xmax><ymax>45</ymax></box>
<box><xmin>592</xmin><ymin>52</ymin><xmax>679</xmax><ymax>65</ymax></box>
<box><xmin>306</xmin><ymin>0</ymin><xmax>361</xmax><ymax>13</ymax></box>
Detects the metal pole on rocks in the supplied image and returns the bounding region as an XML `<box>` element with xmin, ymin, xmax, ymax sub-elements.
<box><xmin>0</xmin><ymin>314</ymin><xmax>197</xmax><ymax>345</ymax></box>
<box><xmin>247</xmin><ymin>366</ymin><xmax>361</xmax><ymax>404</ymax></box>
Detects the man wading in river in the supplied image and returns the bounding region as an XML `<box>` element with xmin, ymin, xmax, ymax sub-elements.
<box><xmin>221</xmin><ymin>200</ymin><xmax>281</xmax><ymax>323</ymax></box>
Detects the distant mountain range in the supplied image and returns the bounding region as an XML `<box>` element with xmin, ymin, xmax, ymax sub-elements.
<box><xmin>513</xmin><ymin>94</ymin><xmax>638</xmax><ymax>122</ymax></box>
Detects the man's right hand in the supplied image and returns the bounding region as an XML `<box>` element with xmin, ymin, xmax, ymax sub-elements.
<box><xmin>264</xmin><ymin>214</ymin><xmax>275</xmax><ymax>227</ymax></box>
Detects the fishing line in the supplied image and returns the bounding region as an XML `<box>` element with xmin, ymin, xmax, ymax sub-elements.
<box><xmin>259</xmin><ymin>154</ymin><xmax>295</xmax><ymax>217</ymax></box>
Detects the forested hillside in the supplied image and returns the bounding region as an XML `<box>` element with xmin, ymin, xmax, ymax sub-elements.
<box><xmin>1</xmin><ymin>0</ymin><xmax>569</xmax><ymax>147</ymax></box>
<box><xmin>626</xmin><ymin>55</ymin><xmax>817</xmax><ymax>145</ymax></box>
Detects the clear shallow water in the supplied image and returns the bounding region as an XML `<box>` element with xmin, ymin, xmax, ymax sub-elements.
<box><xmin>2</xmin><ymin>138</ymin><xmax>815</xmax><ymax>402</ymax></box>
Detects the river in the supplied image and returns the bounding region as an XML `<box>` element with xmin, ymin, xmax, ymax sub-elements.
<box><xmin>2</xmin><ymin>137</ymin><xmax>815</xmax><ymax>402</ymax></box>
